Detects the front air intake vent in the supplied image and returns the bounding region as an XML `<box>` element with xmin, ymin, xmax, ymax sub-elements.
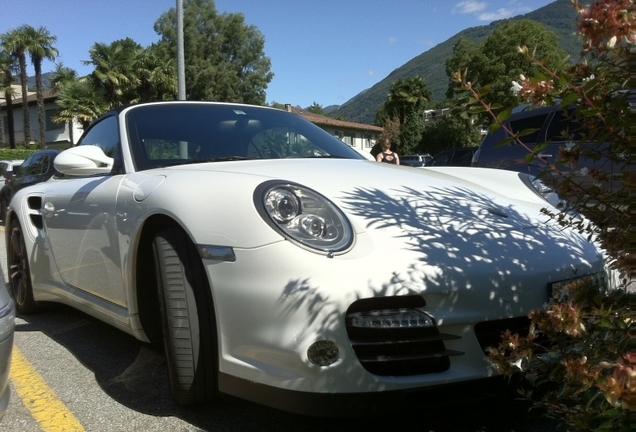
<box><xmin>26</xmin><ymin>196</ymin><xmax>43</xmax><ymax>229</ymax></box>
<box><xmin>474</xmin><ymin>317</ymin><xmax>532</xmax><ymax>355</ymax></box>
<box><xmin>345</xmin><ymin>295</ymin><xmax>463</xmax><ymax>376</ymax></box>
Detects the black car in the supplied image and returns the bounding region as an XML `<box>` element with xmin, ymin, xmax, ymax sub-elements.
<box><xmin>401</xmin><ymin>153</ymin><xmax>432</xmax><ymax>167</ymax></box>
<box><xmin>471</xmin><ymin>105</ymin><xmax>617</xmax><ymax>189</ymax></box>
<box><xmin>0</xmin><ymin>149</ymin><xmax>59</xmax><ymax>221</ymax></box>
<box><xmin>428</xmin><ymin>147</ymin><xmax>477</xmax><ymax>167</ymax></box>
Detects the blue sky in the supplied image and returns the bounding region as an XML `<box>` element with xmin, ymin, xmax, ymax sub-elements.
<box><xmin>1</xmin><ymin>0</ymin><xmax>556</xmax><ymax>108</ymax></box>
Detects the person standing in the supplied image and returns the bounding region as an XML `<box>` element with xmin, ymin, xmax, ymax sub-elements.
<box><xmin>376</xmin><ymin>139</ymin><xmax>400</xmax><ymax>165</ymax></box>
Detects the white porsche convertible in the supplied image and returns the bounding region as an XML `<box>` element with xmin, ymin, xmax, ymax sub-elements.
<box><xmin>6</xmin><ymin>101</ymin><xmax>608</xmax><ymax>416</ymax></box>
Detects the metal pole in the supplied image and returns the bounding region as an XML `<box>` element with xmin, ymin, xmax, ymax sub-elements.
<box><xmin>177</xmin><ymin>0</ymin><xmax>186</xmax><ymax>100</ymax></box>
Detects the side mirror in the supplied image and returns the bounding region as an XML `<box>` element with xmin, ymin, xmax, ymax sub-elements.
<box><xmin>54</xmin><ymin>145</ymin><xmax>114</xmax><ymax>176</ymax></box>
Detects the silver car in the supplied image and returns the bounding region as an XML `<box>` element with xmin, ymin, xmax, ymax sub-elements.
<box><xmin>0</xmin><ymin>266</ymin><xmax>14</xmax><ymax>419</ymax></box>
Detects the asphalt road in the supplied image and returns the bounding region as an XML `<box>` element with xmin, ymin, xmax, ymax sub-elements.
<box><xmin>0</xmin><ymin>225</ymin><xmax>563</xmax><ymax>432</ymax></box>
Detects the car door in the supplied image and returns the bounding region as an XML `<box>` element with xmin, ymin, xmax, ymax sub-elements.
<box><xmin>43</xmin><ymin>115</ymin><xmax>128</xmax><ymax>307</ymax></box>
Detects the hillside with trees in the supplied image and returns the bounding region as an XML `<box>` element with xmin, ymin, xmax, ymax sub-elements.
<box><xmin>334</xmin><ymin>0</ymin><xmax>580</xmax><ymax>124</ymax></box>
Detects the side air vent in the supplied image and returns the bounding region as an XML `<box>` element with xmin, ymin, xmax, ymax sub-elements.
<box><xmin>26</xmin><ymin>196</ymin><xmax>43</xmax><ymax>230</ymax></box>
<box><xmin>345</xmin><ymin>295</ymin><xmax>464</xmax><ymax>376</ymax></box>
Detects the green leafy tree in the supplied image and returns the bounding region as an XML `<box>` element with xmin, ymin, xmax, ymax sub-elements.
<box><xmin>446</xmin><ymin>20</ymin><xmax>569</xmax><ymax>112</ymax></box>
<box><xmin>23</xmin><ymin>25</ymin><xmax>57</xmax><ymax>148</ymax></box>
<box><xmin>153</xmin><ymin>0</ymin><xmax>273</xmax><ymax>104</ymax></box>
<box><xmin>398</xmin><ymin>106</ymin><xmax>426</xmax><ymax>155</ymax></box>
<box><xmin>418</xmin><ymin>111</ymin><xmax>482</xmax><ymax>155</ymax></box>
<box><xmin>306</xmin><ymin>102</ymin><xmax>325</xmax><ymax>115</ymax></box>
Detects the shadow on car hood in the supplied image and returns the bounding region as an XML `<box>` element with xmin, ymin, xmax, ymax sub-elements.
<box><xmin>164</xmin><ymin>159</ymin><xmax>555</xmax><ymax>235</ymax></box>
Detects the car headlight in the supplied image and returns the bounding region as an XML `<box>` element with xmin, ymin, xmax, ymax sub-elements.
<box><xmin>254</xmin><ymin>180</ymin><xmax>354</xmax><ymax>255</ymax></box>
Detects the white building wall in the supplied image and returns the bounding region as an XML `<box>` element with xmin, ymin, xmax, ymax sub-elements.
<box><xmin>2</xmin><ymin>101</ymin><xmax>82</xmax><ymax>148</ymax></box>
<box><xmin>320</xmin><ymin>125</ymin><xmax>377</xmax><ymax>158</ymax></box>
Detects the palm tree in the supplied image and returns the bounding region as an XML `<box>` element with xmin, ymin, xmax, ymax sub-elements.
<box><xmin>131</xmin><ymin>47</ymin><xmax>177</xmax><ymax>102</ymax></box>
<box><xmin>54</xmin><ymin>79</ymin><xmax>108</xmax><ymax>130</ymax></box>
<box><xmin>50</xmin><ymin>63</ymin><xmax>77</xmax><ymax>145</ymax></box>
<box><xmin>1</xmin><ymin>27</ymin><xmax>31</xmax><ymax>146</ymax></box>
<box><xmin>84</xmin><ymin>40</ymin><xmax>134</xmax><ymax>108</ymax></box>
<box><xmin>24</xmin><ymin>25</ymin><xmax>58</xmax><ymax>148</ymax></box>
<box><xmin>385</xmin><ymin>76</ymin><xmax>431</xmax><ymax>125</ymax></box>
<box><xmin>0</xmin><ymin>47</ymin><xmax>18</xmax><ymax>149</ymax></box>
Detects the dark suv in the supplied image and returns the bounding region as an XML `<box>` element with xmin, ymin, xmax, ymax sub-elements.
<box><xmin>0</xmin><ymin>149</ymin><xmax>59</xmax><ymax>221</ymax></box>
<box><xmin>471</xmin><ymin>105</ymin><xmax>616</xmax><ymax>188</ymax></box>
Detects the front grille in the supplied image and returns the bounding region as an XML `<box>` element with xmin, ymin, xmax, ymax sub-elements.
<box><xmin>345</xmin><ymin>296</ymin><xmax>464</xmax><ymax>376</ymax></box>
<box><xmin>474</xmin><ymin>317</ymin><xmax>532</xmax><ymax>355</ymax></box>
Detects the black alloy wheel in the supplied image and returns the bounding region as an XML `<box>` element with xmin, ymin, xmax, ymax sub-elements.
<box><xmin>8</xmin><ymin>220</ymin><xmax>38</xmax><ymax>314</ymax></box>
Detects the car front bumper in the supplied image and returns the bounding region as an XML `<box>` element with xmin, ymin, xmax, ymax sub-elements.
<box><xmin>205</xmin><ymin>224</ymin><xmax>605</xmax><ymax>408</ymax></box>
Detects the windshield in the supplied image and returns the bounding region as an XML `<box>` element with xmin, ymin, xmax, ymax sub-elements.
<box><xmin>125</xmin><ymin>103</ymin><xmax>363</xmax><ymax>171</ymax></box>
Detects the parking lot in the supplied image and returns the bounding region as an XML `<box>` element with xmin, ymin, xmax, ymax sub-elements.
<box><xmin>0</xmin><ymin>225</ymin><xmax>562</xmax><ymax>432</ymax></box>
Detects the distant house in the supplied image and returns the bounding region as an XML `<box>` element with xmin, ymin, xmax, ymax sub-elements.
<box><xmin>285</xmin><ymin>104</ymin><xmax>382</xmax><ymax>158</ymax></box>
<box><xmin>0</xmin><ymin>85</ymin><xmax>82</xmax><ymax>149</ymax></box>
<box><xmin>423</xmin><ymin>108</ymin><xmax>450</xmax><ymax>123</ymax></box>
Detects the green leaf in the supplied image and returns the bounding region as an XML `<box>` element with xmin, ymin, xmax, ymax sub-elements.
<box><xmin>558</xmin><ymin>73</ymin><xmax>572</xmax><ymax>86</ymax></box>
<box><xmin>534</xmin><ymin>141</ymin><xmax>549</xmax><ymax>153</ymax></box>
<box><xmin>497</xmin><ymin>107</ymin><xmax>513</xmax><ymax>123</ymax></box>
<box><xmin>477</xmin><ymin>84</ymin><xmax>491</xmax><ymax>97</ymax></box>
<box><xmin>489</xmin><ymin>122</ymin><xmax>501</xmax><ymax>133</ymax></box>
<box><xmin>494</xmin><ymin>137</ymin><xmax>516</xmax><ymax>148</ymax></box>
<box><xmin>518</xmin><ymin>127</ymin><xmax>539</xmax><ymax>137</ymax></box>
<box><xmin>467</xmin><ymin>106</ymin><xmax>487</xmax><ymax>114</ymax></box>
<box><xmin>524</xmin><ymin>152</ymin><xmax>536</xmax><ymax>164</ymax></box>
<box><xmin>560</xmin><ymin>93</ymin><xmax>579</xmax><ymax>107</ymax></box>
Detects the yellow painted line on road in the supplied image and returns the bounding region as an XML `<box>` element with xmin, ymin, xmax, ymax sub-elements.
<box><xmin>11</xmin><ymin>345</ymin><xmax>86</xmax><ymax>432</ymax></box>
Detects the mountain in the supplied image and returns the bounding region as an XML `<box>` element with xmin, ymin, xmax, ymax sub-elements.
<box><xmin>26</xmin><ymin>73</ymin><xmax>52</xmax><ymax>91</ymax></box>
<box><xmin>334</xmin><ymin>0</ymin><xmax>580</xmax><ymax>124</ymax></box>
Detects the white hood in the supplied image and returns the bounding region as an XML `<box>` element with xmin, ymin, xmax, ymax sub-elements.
<box><xmin>162</xmin><ymin>159</ymin><xmax>554</xmax><ymax>237</ymax></box>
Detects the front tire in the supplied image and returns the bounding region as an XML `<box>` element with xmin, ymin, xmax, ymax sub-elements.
<box><xmin>8</xmin><ymin>220</ymin><xmax>38</xmax><ymax>314</ymax></box>
<box><xmin>152</xmin><ymin>227</ymin><xmax>217</xmax><ymax>405</ymax></box>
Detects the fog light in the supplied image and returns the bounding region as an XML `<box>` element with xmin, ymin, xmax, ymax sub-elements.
<box><xmin>347</xmin><ymin>309</ymin><xmax>434</xmax><ymax>329</ymax></box>
<box><xmin>307</xmin><ymin>340</ymin><xmax>339</xmax><ymax>366</ymax></box>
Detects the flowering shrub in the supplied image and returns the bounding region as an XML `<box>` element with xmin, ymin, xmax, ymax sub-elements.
<box><xmin>452</xmin><ymin>1</ymin><xmax>636</xmax><ymax>430</ymax></box>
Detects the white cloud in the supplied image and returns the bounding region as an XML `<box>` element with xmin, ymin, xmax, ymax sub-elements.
<box><xmin>454</xmin><ymin>1</ymin><xmax>532</xmax><ymax>22</ymax></box>
<box><xmin>388</xmin><ymin>36</ymin><xmax>397</xmax><ymax>45</ymax></box>
<box><xmin>478</xmin><ymin>7</ymin><xmax>515</xmax><ymax>21</ymax></box>
<box><xmin>453</xmin><ymin>1</ymin><xmax>486</xmax><ymax>14</ymax></box>
<box><xmin>478</xmin><ymin>6</ymin><xmax>530</xmax><ymax>21</ymax></box>
<box><xmin>366</xmin><ymin>70</ymin><xmax>374</xmax><ymax>77</ymax></box>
